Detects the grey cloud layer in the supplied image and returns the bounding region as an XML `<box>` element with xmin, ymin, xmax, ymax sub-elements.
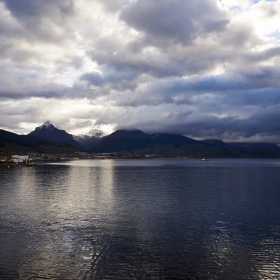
<box><xmin>120</xmin><ymin>0</ymin><xmax>229</xmax><ymax>46</ymax></box>
<box><xmin>0</xmin><ymin>0</ymin><xmax>280</xmax><ymax>141</ymax></box>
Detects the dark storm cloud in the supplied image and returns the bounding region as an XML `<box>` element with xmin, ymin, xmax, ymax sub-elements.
<box><xmin>88</xmin><ymin>27</ymin><xmax>279</xmax><ymax>92</ymax></box>
<box><xmin>1</xmin><ymin>0</ymin><xmax>75</xmax><ymax>20</ymax></box>
<box><xmin>241</xmin><ymin>66</ymin><xmax>280</xmax><ymax>88</ymax></box>
<box><xmin>0</xmin><ymin>0</ymin><xmax>76</xmax><ymax>43</ymax></box>
<box><xmin>247</xmin><ymin>108</ymin><xmax>280</xmax><ymax>137</ymax></box>
<box><xmin>90</xmin><ymin>40</ymin><xmax>280</xmax><ymax>90</ymax></box>
<box><xmin>79</xmin><ymin>67</ymin><xmax>139</xmax><ymax>93</ymax></box>
<box><xmin>0</xmin><ymin>84</ymin><xmax>97</xmax><ymax>100</ymax></box>
<box><xmin>86</xmin><ymin>0</ymin><xmax>280</xmax><ymax>92</ymax></box>
<box><xmin>0</xmin><ymin>89</ymin><xmax>62</xmax><ymax>100</ymax></box>
<box><xmin>84</xmin><ymin>0</ymin><xmax>234</xmax><ymax>89</ymax></box>
<box><xmin>190</xmin><ymin>107</ymin><xmax>280</xmax><ymax>140</ymax></box>
<box><xmin>187</xmin><ymin>66</ymin><xmax>280</xmax><ymax>94</ymax></box>
<box><xmin>80</xmin><ymin>72</ymin><xmax>104</xmax><ymax>86</ymax></box>
<box><xmin>89</xmin><ymin>45</ymin><xmax>231</xmax><ymax>91</ymax></box>
<box><xmin>112</xmin><ymin>64</ymin><xmax>280</xmax><ymax>107</ymax></box>
<box><xmin>245</xmin><ymin>46</ymin><xmax>280</xmax><ymax>63</ymax></box>
<box><xmin>120</xmin><ymin>0</ymin><xmax>229</xmax><ymax>46</ymax></box>
<box><xmin>120</xmin><ymin>105</ymin><xmax>280</xmax><ymax>142</ymax></box>
<box><xmin>221</xmin><ymin>88</ymin><xmax>280</xmax><ymax>109</ymax></box>
<box><xmin>157</xmin><ymin>115</ymin><xmax>238</xmax><ymax>137</ymax></box>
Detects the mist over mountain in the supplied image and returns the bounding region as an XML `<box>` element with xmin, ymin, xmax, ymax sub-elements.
<box><xmin>201</xmin><ymin>139</ymin><xmax>280</xmax><ymax>150</ymax></box>
<box><xmin>201</xmin><ymin>139</ymin><xmax>228</xmax><ymax>147</ymax></box>
<box><xmin>73</xmin><ymin>129</ymin><xmax>104</xmax><ymax>150</ymax></box>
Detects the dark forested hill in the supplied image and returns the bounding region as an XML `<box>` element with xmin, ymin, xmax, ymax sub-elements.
<box><xmin>92</xmin><ymin>130</ymin><xmax>203</xmax><ymax>153</ymax></box>
<box><xmin>0</xmin><ymin>129</ymin><xmax>50</xmax><ymax>146</ymax></box>
<box><xmin>0</xmin><ymin>129</ymin><xmax>79</xmax><ymax>154</ymax></box>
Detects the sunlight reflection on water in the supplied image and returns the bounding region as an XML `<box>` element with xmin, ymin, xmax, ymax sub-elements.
<box><xmin>1</xmin><ymin>159</ymin><xmax>280</xmax><ymax>279</ymax></box>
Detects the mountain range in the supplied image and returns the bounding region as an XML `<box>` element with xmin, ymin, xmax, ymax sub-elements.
<box><xmin>1</xmin><ymin>121</ymin><xmax>280</xmax><ymax>157</ymax></box>
<box><xmin>29</xmin><ymin>121</ymin><xmax>103</xmax><ymax>151</ymax></box>
<box><xmin>27</xmin><ymin>121</ymin><xmax>209</xmax><ymax>152</ymax></box>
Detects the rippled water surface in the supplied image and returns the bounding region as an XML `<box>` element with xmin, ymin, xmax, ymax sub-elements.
<box><xmin>1</xmin><ymin>158</ymin><xmax>280</xmax><ymax>279</ymax></box>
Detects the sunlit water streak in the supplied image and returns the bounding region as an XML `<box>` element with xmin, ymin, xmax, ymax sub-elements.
<box><xmin>1</xmin><ymin>159</ymin><xmax>280</xmax><ymax>279</ymax></box>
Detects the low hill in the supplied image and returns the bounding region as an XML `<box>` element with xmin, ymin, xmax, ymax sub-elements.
<box><xmin>227</xmin><ymin>142</ymin><xmax>280</xmax><ymax>150</ymax></box>
<box><xmin>135</xmin><ymin>144</ymin><xmax>280</xmax><ymax>158</ymax></box>
<box><xmin>201</xmin><ymin>139</ymin><xmax>280</xmax><ymax>151</ymax></box>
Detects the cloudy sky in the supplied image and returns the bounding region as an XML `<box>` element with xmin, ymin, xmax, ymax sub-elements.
<box><xmin>0</xmin><ymin>0</ymin><xmax>280</xmax><ymax>142</ymax></box>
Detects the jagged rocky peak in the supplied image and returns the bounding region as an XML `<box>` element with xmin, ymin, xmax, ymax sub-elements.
<box><xmin>37</xmin><ymin>121</ymin><xmax>55</xmax><ymax>130</ymax></box>
<box><xmin>29</xmin><ymin>121</ymin><xmax>82</xmax><ymax>149</ymax></box>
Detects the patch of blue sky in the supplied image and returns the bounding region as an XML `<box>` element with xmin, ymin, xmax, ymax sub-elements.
<box><xmin>218</xmin><ymin>0</ymin><xmax>275</xmax><ymax>12</ymax></box>
<box><xmin>267</xmin><ymin>30</ymin><xmax>280</xmax><ymax>43</ymax></box>
<box><xmin>254</xmin><ymin>0</ymin><xmax>277</xmax><ymax>2</ymax></box>
<box><xmin>218</xmin><ymin>0</ymin><xmax>276</xmax><ymax>4</ymax></box>
<box><xmin>218</xmin><ymin>0</ymin><xmax>277</xmax><ymax>5</ymax></box>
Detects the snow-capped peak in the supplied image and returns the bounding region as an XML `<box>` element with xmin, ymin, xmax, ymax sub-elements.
<box><xmin>74</xmin><ymin>134</ymin><xmax>90</xmax><ymax>141</ymax></box>
<box><xmin>73</xmin><ymin>129</ymin><xmax>104</xmax><ymax>144</ymax></box>
<box><xmin>87</xmin><ymin>129</ymin><xmax>104</xmax><ymax>138</ymax></box>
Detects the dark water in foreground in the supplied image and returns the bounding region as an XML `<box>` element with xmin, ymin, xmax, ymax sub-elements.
<box><xmin>1</xmin><ymin>159</ymin><xmax>280</xmax><ymax>279</ymax></box>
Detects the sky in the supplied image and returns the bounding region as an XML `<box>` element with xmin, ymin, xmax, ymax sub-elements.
<box><xmin>0</xmin><ymin>0</ymin><xmax>280</xmax><ymax>142</ymax></box>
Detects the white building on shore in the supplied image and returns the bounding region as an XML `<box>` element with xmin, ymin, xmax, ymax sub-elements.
<box><xmin>11</xmin><ymin>155</ymin><xmax>29</xmax><ymax>163</ymax></box>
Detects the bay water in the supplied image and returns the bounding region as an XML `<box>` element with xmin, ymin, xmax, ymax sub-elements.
<box><xmin>1</xmin><ymin>159</ymin><xmax>280</xmax><ymax>279</ymax></box>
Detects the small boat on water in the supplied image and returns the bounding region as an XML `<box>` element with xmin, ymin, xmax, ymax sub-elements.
<box><xmin>201</xmin><ymin>157</ymin><xmax>210</xmax><ymax>162</ymax></box>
